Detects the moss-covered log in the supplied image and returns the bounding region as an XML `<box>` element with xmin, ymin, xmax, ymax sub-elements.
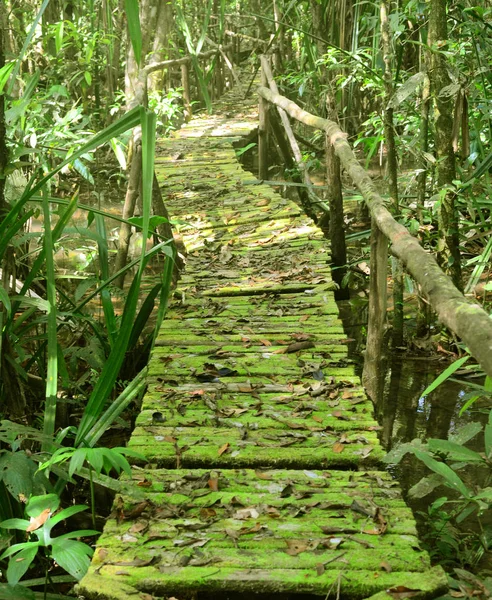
<box><xmin>258</xmin><ymin>85</ymin><xmax>492</xmax><ymax>378</ymax></box>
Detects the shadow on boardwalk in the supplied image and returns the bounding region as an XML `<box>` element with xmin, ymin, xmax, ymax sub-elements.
<box><xmin>78</xmin><ymin>71</ymin><xmax>447</xmax><ymax>600</ymax></box>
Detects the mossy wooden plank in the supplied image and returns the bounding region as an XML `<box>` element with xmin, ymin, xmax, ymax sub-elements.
<box><xmin>79</xmin><ymin>73</ymin><xmax>446</xmax><ymax>600</ymax></box>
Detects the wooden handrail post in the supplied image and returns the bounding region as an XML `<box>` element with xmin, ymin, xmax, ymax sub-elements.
<box><xmin>258</xmin><ymin>67</ymin><xmax>269</xmax><ymax>180</ymax></box>
<box><xmin>181</xmin><ymin>63</ymin><xmax>192</xmax><ymax>122</ymax></box>
<box><xmin>325</xmin><ymin>109</ymin><xmax>348</xmax><ymax>299</ymax></box>
<box><xmin>362</xmin><ymin>222</ymin><xmax>388</xmax><ymax>402</ymax></box>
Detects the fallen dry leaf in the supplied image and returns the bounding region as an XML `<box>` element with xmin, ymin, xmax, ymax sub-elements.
<box><xmin>380</xmin><ymin>560</ymin><xmax>392</xmax><ymax>572</ymax></box>
<box><xmin>286</xmin><ymin>341</ymin><xmax>315</xmax><ymax>353</ymax></box>
<box><xmin>333</xmin><ymin>442</ymin><xmax>345</xmax><ymax>453</ymax></box>
<box><xmin>26</xmin><ymin>508</ymin><xmax>51</xmax><ymax>532</ymax></box>
<box><xmin>285</xmin><ymin>539</ymin><xmax>319</xmax><ymax>556</ymax></box>
<box><xmin>234</xmin><ymin>507</ymin><xmax>260</xmax><ymax>520</ymax></box>
<box><xmin>218</xmin><ymin>442</ymin><xmax>230</xmax><ymax>456</ymax></box>
<box><xmin>386</xmin><ymin>586</ymin><xmax>421</xmax><ymax>599</ymax></box>
<box><xmin>208</xmin><ymin>478</ymin><xmax>219</xmax><ymax>492</ymax></box>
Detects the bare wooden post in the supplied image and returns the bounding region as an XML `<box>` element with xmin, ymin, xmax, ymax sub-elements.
<box><xmin>215</xmin><ymin>54</ymin><xmax>224</xmax><ymax>96</ymax></box>
<box><xmin>362</xmin><ymin>222</ymin><xmax>388</xmax><ymax>402</ymax></box>
<box><xmin>258</xmin><ymin>68</ymin><xmax>269</xmax><ymax>180</ymax></box>
<box><xmin>325</xmin><ymin>99</ymin><xmax>348</xmax><ymax>299</ymax></box>
<box><xmin>260</xmin><ymin>55</ymin><xmax>327</xmax><ymax>215</ymax></box>
<box><xmin>269</xmin><ymin>110</ymin><xmax>313</xmax><ymax>217</ymax></box>
<box><xmin>181</xmin><ymin>63</ymin><xmax>192</xmax><ymax>122</ymax></box>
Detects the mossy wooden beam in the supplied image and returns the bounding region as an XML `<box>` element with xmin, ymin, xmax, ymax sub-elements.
<box><xmin>78</xmin><ymin>71</ymin><xmax>446</xmax><ymax>600</ymax></box>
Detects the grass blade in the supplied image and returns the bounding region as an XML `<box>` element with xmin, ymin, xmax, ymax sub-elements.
<box><xmin>125</xmin><ymin>0</ymin><xmax>142</xmax><ymax>65</ymax></box>
<box><xmin>41</xmin><ymin>188</ymin><xmax>58</xmax><ymax>452</ymax></box>
<box><xmin>419</xmin><ymin>354</ymin><xmax>470</xmax><ymax>399</ymax></box>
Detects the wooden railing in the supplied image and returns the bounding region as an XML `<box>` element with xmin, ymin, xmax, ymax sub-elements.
<box><xmin>257</xmin><ymin>56</ymin><xmax>492</xmax><ymax>399</ymax></box>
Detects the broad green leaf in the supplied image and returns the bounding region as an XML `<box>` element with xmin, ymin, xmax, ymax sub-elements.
<box><xmin>456</xmin><ymin>503</ymin><xmax>477</xmax><ymax>523</ymax></box>
<box><xmin>48</xmin><ymin>505</ymin><xmax>88</xmax><ymax>528</ymax></box>
<box><xmin>51</xmin><ymin>538</ymin><xmax>93</xmax><ymax>581</ymax></box>
<box><xmin>0</xmin><ymin>519</ymin><xmax>30</xmax><ymax>532</ymax></box>
<box><xmin>128</xmin><ymin>283</ymin><xmax>161</xmax><ymax>351</ymax></box>
<box><xmin>449</xmin><ymin>421</ymin><xmax>483</xmax><ymax>445</ymax></box>
<box><xmin>95</xmin><ymin>214</ymin><xmax>116</xmax><ymax>347</ymax></box>
<box><xmin>387</xmin><ymin>72</ymin><xmax>425</xmax><ymax>109</ymax></box>
<box><xmin>473</xmin><ymin>487</ymin><xmax>492</xmax><ymax>502</ymax></box>
<box><xmin>419</xmin><ymin>355</ymin><xmax>470</xmax><ymax>399</ymax></box>
<box><xmin>110</xmin><ymin>137</ymin><xmax>127</xmax><ymax>170</ymax></box>
<box><xmin>55</xmin><ymin>20</ymin><xmax>64</xmax><ymax>54</ymax></box>
<box><xmin>69</xmin><ymin>448</ymin><xmax>87</xmax><ymax>477</ymax></box>
<box><xmin>383</xmin><ymin>439</ymin><xmax>425</xmax><ymax>464</ymax></box>
<box><xmin>427</xmin><ymin>439</ymin><xmax>484</xmax><ymax>463</ymax></box>
<box><xmin>0</xmin><ymin>452</ymin><xmax>43</xmax><ymax>500</ymax></box>
<box><xmin>485</xmin><ymin>424</ymin><xmax>492</xmax><ymax>459</ymax></box>
<box><xmin>0</xmin><ymin>582</ymin><xmax>35</xmax><ymax>599</ymax></box>
<box><xmin>84</xmin><ymin>369</ymin><xmax>147</xmax><ymax>447</ymax></box>
<box><xmin>54</xmin><ymin>530</ymin><xmax>99</xmax><ymax>541</ymax></box>
<box><xmin>7</xmin><ymin>0</ymin><xmax>50</xmax><ymax>96</ymax></box>
<box><xmin>0</xmin><ymin>62</ymin><xmax>15</xmax><ymax>95</ymax></box>
<box><xmin>6</xmin><ymin>545</ymin><xmax>38</xmax><ymax>584</ymax></box>
<box><xmin>0</xmin><ymin>287</ymin><xmax>11</xmax><ymax>317</ymax></box>
<box><xmin>414</xmin><ymin>450</ymin><xmax>471</xmax><ymax>498</ymax></box>
<box><xmin>125</xmin><ymin>0</ymin><xmax>142</xmax><ymax>65</ymax></box>
<box><xmin>26</xmin><ymin>494</ymin><xmax>60</xmax><ymax>517</ymax></box>
<box><xmin>408</xmin><ymin>474</ymin><xmax>443</xmax><ymax>499</ymax></box>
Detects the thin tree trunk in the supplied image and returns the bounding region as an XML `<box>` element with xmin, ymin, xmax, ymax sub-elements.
<box><xmin>428</xmin><ymin>0</ymin><xmax>462</xmax><ymax>290</ymax></box>
<box><xmin>416</xmin><ymin>73</ymin><xmax>431</xmax><ymax>337</ymax></box>
<box><xmin>114</xmin><ymin>141</ymin><xmax>142</xmax><ymax>288</ymax></box>
<box><xmin>380</xmin><ymin>0</ymin><xmax>403</xmax><ymax>347</ymax></box>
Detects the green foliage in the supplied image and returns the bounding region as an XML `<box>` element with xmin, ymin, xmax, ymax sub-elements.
<box><xmin>0</xmin><ymin>494</ymin><xmax>97</xmax><ymax>585</ymax></box>
<box><xmin>384</xmin><ymin>395</ymin><xmax>492</xmax><ymax>567</ymax></box>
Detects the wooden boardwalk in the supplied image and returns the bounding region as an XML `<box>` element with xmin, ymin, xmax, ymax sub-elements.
<box><xmin>78</xmin><ymin>75</ymin><xmax>447</xmax><ymax>599</ymax></box>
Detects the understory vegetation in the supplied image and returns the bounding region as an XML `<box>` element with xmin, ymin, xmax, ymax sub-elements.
<box><xmin>0</xmin><ymin>0</ymin><xmax>491</xmax><ymax>597</ymax></box>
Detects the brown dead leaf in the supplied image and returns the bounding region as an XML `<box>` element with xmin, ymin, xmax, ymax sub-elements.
<box><xmin>218</xmin><ymin>442</ymin><xmax>230</xmax><ymax>456</ymax></box>
<box><xmin>312</xmin><ymin>416</ymin><xmax>323</xmax><ymax>423</ymax></box>
<box><xmin>123</xmin><ymin>501</ymin><xmax>151</xmax><ymax>520</ymax></box>
<box><xmin>234</xmin><ymin>507</ymin><xmax>260</xmax><ymax>520</ymax></box>
<box><xmin>386</xmin><ymin>586</ymin><xmax>421</xmax><ymax>599</ymax></box>
<box><xmin>137</xmin><ymin>479</ymin><xmax>152</xmax><ymax>488</ymax></box>
<box><xmin>285</xmin><ymin>539</ymin><xmax>319</xmax><ymax>556</ymax></box>
<box><xmin>316</xmin><ymin>563</ymin><xmax>325</xmax><ymax>576</ymax></box>
<box><xmin>208</xmin><ymin>478</ymin><xmax>219</xmax><ymax>492</ymax></box>
<box><xmin>200</xmin><ymin>507</ymin><xmax>217</xmax><ymax>520</ymax></box>
<box><xmin>239</xmin><ymin>522</ymin><xmax>262</xmax><ymax>535</ymax></box>
<box><xmin>286</xmin><ymin>341</ymin><xmax>315</xmax><ymax>353</ymax></box>
<box><xmin>129</xmin><ymin>520</ymin><xmax>148</xmax><ymax>535</ymax></box>
<box><xmin>380</xmin><ymin>560</ymin><xmax>392</xmax><ymax>572</ymax></box>
<box><xmin>299</xmin><ymin>315</ymin><xmax>310</xmax><ymax>322</ymax></box>
<box><xmin>255</xmin><ymin>470</ymin><xmax>273</xmax><ymax>480</ymax></box>
<box><xmin>26</xmin><ymin>508</ymin><xmax>51</xmax><ymax>532</ymax></box>
<box><xmin>342</xmin><ymin>390</ymin><xmax>353</xmax><ymax>399</ymax></box>
<box><xmin>333</xmin><ymin>442</ymin><xmax>345</xmax><ymax>453</ymax></box>
<box><xmin>260</xmin><ymin>339</ymin><xmax>272</xmax><ymax>346</ymax></box>
<box><xmin>291</xmin><ymin>333</ymin><xmax>314</xmax><ymax>341</ymax></box>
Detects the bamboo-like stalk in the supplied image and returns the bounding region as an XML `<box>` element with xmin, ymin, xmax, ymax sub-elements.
<box><xmin>257</xmin><ymin>85</ymin><xmax>492</xmax><ymax>380</ymax></box>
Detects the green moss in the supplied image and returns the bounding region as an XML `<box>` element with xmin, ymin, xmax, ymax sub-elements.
<box><xmin>80</xmin><ymin>73</ymin><xmax>445</xmax><ymax>600</ymax></box>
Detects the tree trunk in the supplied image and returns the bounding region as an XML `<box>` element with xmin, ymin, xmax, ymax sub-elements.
<box><xmin>428</xmin><ymin>0</ymin><xmax>462</xmax><ymax>290</ymax></box>
<box><xmin>380</xmin><ymin>0</ymin><xmax>403</xmax><ymax>347</ymax></box>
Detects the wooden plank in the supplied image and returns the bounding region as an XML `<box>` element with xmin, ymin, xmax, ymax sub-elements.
<box><xmin>77</xmin><ymin>71</ymin><xmax>447</xmax><ymax>600</ymax></box>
